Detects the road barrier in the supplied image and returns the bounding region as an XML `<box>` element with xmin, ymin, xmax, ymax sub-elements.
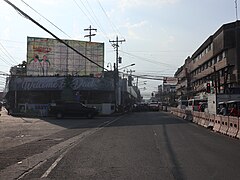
<box><xmin>237</xmin><ymin>126</ymin><xmax>240</xmax><ymax>139</ymax></box>
<box><xmin>170</xmin><ymin>107</ymin><xmax>240</xmax><ymax>139</ymax></box>
<box><xmin>192</xmin><ymin>111</ymin><xmax>198</xmax><ymax>123</ymax></box>
<box><xmin>227</xmin><ymin>116</ymin><xmax>239</xmax><ymax>138</ymax></box>
<box><xmin>198</xmin><ymin>112</ymin><xmax>206</xmax><ymax>126</ymax></box>
<box><xmin>213</xmin><ymin>115</ymin><xmax>222</xmax><ymax>132</ymax></box>
<box><xmin>203</xmin><ymin>113</ymin><xmax>211</xmax><ymax>128</ymax></box>
<box><xmin>208</xmin><ymin>114</ymin><xmax>215</xmax><ymax>128</ymax></box>
<box><xmin>219</xmin><ymin>116</ymin><xmax>229</xmax><ymax>135</ymax></box>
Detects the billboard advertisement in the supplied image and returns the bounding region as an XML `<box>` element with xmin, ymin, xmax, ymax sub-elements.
<box><xmin>27</xmin><ymin>37</ymin><xmax>104</xmax><ymax>76</ymax></box>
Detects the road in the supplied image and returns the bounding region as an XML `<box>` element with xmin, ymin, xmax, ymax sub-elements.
<box><xmin>1</xmin><ymin>111</ymin><xmax>240</xmax><ymax>180</ymax></box>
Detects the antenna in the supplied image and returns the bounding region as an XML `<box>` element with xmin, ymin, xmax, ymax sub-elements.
<box><xmin>235</xmin><ymin>0</ymin><xmax>238</xmax><ymax>20</ymax></box>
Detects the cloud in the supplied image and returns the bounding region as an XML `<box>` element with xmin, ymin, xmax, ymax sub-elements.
<box><xmin>123</xmin><ymin>20</ymin><xmax>148</xmax><ymax>40</ymax></box>
<box><xmin>119</xmin><ymin>0</ymin><xmax>179</xmax><ymax>10</ymax></box>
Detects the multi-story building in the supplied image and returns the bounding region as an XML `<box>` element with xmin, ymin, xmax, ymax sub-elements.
<box><xmin>175</xmin><ymin>20</ymin><xmax>240</xmax><ymax>98</ymax></box>
<box><xmin>174</xmin><ymin>57</ymin><xmax>191</xmax><ymax>99</ymax></box>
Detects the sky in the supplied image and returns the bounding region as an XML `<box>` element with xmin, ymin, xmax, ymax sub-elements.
<box><xmin>0</xmin><ymin>0</ymin><xmax>238</xmax><ymax>98</ymax></box>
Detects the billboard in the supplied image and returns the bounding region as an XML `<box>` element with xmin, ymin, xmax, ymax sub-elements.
<box><xmin>27</xmin><ymin>37</ymin><xmax>104</xmax><ymax>76</ymax></box>
<box><xmin>163</xmin><ymin>77</ymin><xmax>178</xmax><ymax>85</ymax></box>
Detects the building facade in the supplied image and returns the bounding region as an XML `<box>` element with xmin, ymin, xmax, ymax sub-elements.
<box><xmin>175</xmin><ymin>21</ymin><xmax>240</xmax><ymax>98</ymax></box>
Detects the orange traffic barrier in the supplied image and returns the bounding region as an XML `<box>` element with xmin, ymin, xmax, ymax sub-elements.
<box><xmin>180</xmin><ymin>109</ymin><xmax>185</xmax><ymax>118</ymax></box>
<box><xmin>172</xmin><ymin>108</ymin><xmax>177</xmax><ymax>116</ymax></box>
<box><xmin>198</xmin><ymin>112</ymin><xmax>206</xmax><ymax>126</ymax></box>
<box><xmin>208</xmin><ymin>114</ymin><xmax>215</xmax><ymax>128</ymax></box>
<box><xmin>219</xmin><ymin>116</ymin><xmax>229</xmax><ymax>134</ymax></box>
<box><xmin>193</xmin><ymin>111</ymin><xmax>200</xmax><ymax>124</ymax></box>
<box><xmin>203</xmin><ymin>113</ymin><xmax>211</xmax><ymax>128</ymax></box>
<box><xmin>237</xmin><ymin>125</ymin><xmax>240</xmax><ymax>139</ymax></box>
<box><xmin>227</xmin><ymin>116</ymin><xmax>239</xmax><ymax>138</ymax></box>
<box><xmin>213</xmin><ymin>115</ymin><xmax>222</xmax><ymax>132</ymax></box>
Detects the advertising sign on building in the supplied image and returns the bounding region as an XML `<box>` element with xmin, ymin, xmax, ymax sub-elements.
<box><xmin>27</xmin><ymin>37</ymin><xmax>104</xmax><ymax>76</ymax></box>
<box><xmin>163</xmin><ymin>77</ymin><xmax>178</xmax><ymax>85</ymax></box>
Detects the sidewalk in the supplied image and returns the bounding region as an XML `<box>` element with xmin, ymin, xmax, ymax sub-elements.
<box><xmin>0</xmin><ymin>108</ymin><xmax>65</xmax><ymax>151</ymax></box>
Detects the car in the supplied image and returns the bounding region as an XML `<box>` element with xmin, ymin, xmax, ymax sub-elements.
<box><xmin>48</xmin><ymin>101</ymin><xmax>98</xmax><ymax>119</ymax></box>
<box><xmin>148</xmin><ymin>102</ymin><xmax>160</xmax><ymax>111</ymax></box>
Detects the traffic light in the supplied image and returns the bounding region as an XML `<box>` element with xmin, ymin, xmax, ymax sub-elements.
<box><xmin>206</xmin><ymin>82</ymin><xmax>211</xmax><ymax>93</ymax></box>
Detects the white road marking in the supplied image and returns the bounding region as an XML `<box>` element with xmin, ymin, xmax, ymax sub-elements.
<box><xmin>40</xmin><ymin>116</ymin><xmax>122</xmax><ymax>179</ymax></box>
<box><xmin>0</xmin><ymin>116</ymin><xmax>123</xmax><ymax>180</ymax></box>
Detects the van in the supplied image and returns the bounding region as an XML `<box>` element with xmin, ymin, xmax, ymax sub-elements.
<box><xmin>177</xmin><ymin>100</ymin><xmax>188</xmax><ymax>109</ymax></box>
<box><xmin>187</xmin><ymin>99</ymin><xmax>207</xmax><ymax>111</ymax></box>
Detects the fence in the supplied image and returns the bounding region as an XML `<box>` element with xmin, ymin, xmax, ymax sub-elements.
<box><xmin>170</xmin><ymin>107</ymin><xmax>240</xmax><ymax>139</ymax></box>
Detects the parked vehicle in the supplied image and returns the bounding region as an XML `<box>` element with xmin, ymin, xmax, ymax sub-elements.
<box><xmin>177</xmin><ymin>100</ymin><xmax>188</xmax><ymax>109</ymax></box>
<box><xmin>227</xmin><ymin>100</ymin><xmax>240</xmax><ymax>116</ymax></box>
<box><xmin>187</xmin><ymin>99</ymin><xmax>207</xmax><ymax>111</ymax></box>
<box><xmin>48</xmin><ymin>101</ymin><xmax>98</xmax><ymax>119</ymax></box>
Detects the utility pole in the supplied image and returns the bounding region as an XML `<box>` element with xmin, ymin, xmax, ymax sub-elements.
<box><xmin>109</xmin><ymin>36</ymin><xmax>126</xmax><ymax>111</ymax></box>
<box><xmin>109</xmin><ymin>36</ymin><xmax>126</xmax><ymax>70</ymax></box>
<box><xmin>236</xmin><ymin>0</ymin><xmax>239</xmax><ymax>20</ymax></box>
<box><xmin>84</xmin><ymin>25</ymin><xmax>97</xmax><ymax>42</ymax></box>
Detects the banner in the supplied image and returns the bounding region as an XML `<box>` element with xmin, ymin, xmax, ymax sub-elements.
<box><xmin>27</xmin><ymin>37</ymin><xmax>104</xmax><ymax>76</ymax></box>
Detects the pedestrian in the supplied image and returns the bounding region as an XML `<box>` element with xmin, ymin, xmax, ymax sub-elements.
<box><xmin>229</xmin><ymin>104</ymin><xmax>238</xmax><ymax>116</ymax></box>
<box><xmin>220</xmin><ymin>103</ymin><xmax>227</xmax><ymax>116</ymax></box>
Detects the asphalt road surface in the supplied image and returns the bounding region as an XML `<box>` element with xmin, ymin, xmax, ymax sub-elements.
<box><xmin>1</xmin><ymin>111</ymin><xmax>240</xmax><ymax>180</ymax></box>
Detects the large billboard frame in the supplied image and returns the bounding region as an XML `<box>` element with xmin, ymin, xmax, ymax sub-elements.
<box><xmin>27</xmin><ymin>37</ymin><xmax>104</xmax><ymax>77</ymax></box>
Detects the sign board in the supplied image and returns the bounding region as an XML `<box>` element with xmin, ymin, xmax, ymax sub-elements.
<box><xmin>163</xmin><ymin>77</ymin><xmax>178</xmax><ymax>85</ymax></box>
<box><xmin>27</xmin><ymin>37</ymin><xmax>104</xmax><ymax>76</ymax></box>
<box><xmin>9</xmin><ymin>77</ymin><xmax>114</xmax><ymax>91</ymax></box>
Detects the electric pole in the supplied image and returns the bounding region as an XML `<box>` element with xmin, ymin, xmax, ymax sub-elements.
<box><xmin>84</xmin><ymin>25</ymin><xmax>97</xmax><ymax>42</ymax></box>
<box><xmin>109</xmin><ymin>36</ymin><xmax>126</xmax><ymax>70</ymax></box>
<box><xmin>109</xmin><ymin>36</ymin><xmax>126</xmax><ymax>111</ymax></box>
<box><xmin>236</xmin><ymin>0</ymin><xmax>239</xmax><ymax>20</ymax></box>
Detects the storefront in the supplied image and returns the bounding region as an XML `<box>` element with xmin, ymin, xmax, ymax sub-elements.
<box><xmin>5</xmin><ymin>76</ymin><xmax>115</xmax><ymax>115</ymax></box>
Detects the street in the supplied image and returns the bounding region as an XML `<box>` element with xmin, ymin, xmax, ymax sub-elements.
<box><xmin>1</xmin><ymin>111</ymin><xmax>240</xmax><ymax>180</ymax></box>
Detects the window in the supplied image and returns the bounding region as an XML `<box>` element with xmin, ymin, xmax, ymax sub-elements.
<box><xmin>209</xmin><ymin>60</ymin><xmax>212</xmax><ymax>67</ymax></box>
<box><xmin>223</xmin><ymin>51</ymin><xmax>226</xmax><ymax>58</ymax></box>
<box><xmin>219</xmin><ymin>53</ymin><xmax>223</xmax><ymax>61</ymax></box>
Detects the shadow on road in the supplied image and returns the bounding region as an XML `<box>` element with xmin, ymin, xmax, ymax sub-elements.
<box><xmin>0</xmin><ymin>111</ymin><xmax>187</xmax><ymax>171</ymax></box>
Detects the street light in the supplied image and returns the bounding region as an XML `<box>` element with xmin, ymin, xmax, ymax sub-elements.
<box><xmin>106</xmin><ymin>62</ymin><xmax>113</xmax><ymax>71</ymax></box>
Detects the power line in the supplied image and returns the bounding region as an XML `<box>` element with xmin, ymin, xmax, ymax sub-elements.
<box><xmin>20</xmin><ymin>0</ymin><xmax>71</xmax><ymax>38</ymax></box>
<box><xmin>96</xmin><ymin>0</ymin><xmax>124</xmax><ymax>39</ymax></box>
<box><xmin>73</xmin><ymin>0</ymin><xmax>110</xmax><ymax>42</ymax></box>
<box><xmin>120</xmin><ymin>50</ymin><xmax>177</xmax><ymax>68</ymax></box>
<box><xmin>0</xmin><ymin>54</ymin><xmax>14</xmax><ymax>66</ymax></box>
<box><xmin>0</xmin><ymin>41</ymin><xmax>19</xmax><ymax>64</ymax></box>
<box><xmin>4</xmin><ymin>0</ymin><xmax>108</xmax><ymax>71</ymax></box>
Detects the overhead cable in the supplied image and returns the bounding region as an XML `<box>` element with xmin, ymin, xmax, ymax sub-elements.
<box><xmin>4</xmin><ymin>0</ymin><xmax>108</xmax><ymax>71</ymax></box>
<box><xmin>21</xmin><ymin>0</ymin><xmax>72</xmax><ymax>39</ymax></box>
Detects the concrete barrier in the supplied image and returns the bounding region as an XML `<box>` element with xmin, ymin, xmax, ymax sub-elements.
<box><xmin>207</xmin><ymin>114</ymin><xmax>215</xmax><ymax>129</ymax></box>
<box><xmin>219</xmin><ymin>116</ymin><xmax>229</xmax><ymax>134</ymax></box>
<box><xmin>227</xmin><ymin>116</ymin><xmax>239</xmax><ymax>138</ymax></box>
<box><xmin>198</xmin><ymin>112</ymin><xmax>206</xmax><ymax>126</ymax></box>
<box><xmin>237</xmin><ymin>126</ymin><xmax>240</xmax><ymax>139</ymax></box>
<box><xmin>213</xmin><ymin>115</ymin><xmax>222</xmax><ymax>132</ymax></box>
<box><xmin>193</xmin><ymin>111</ymin><xmax>200</xmax><ymax>124</ymax></box>
<box><xmin>203</xmin><ymin>113</ymin><xmax>211</xmax><ymax>128</ymax></box>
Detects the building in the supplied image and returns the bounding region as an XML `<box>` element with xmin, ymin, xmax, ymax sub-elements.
<box><xmin>4</xmin><ymin>37</ymin><xmax>139</xmax><ymax>115</ymax></box>
<box><xmin>175</xmin><ymin>21</ymin><xmax>240</xmax><ymax>98</ymax></box>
